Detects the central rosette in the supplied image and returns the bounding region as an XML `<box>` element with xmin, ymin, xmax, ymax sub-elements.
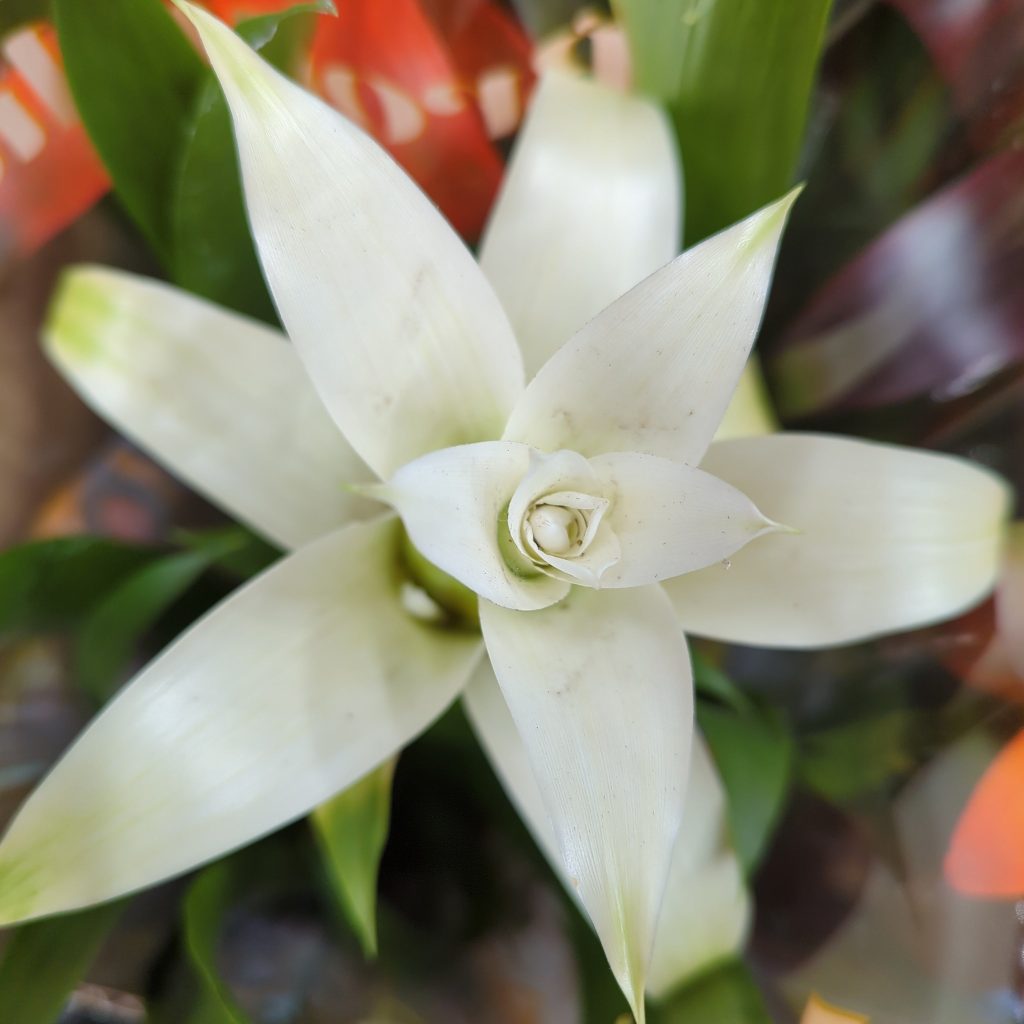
<box><xmin>371</xmin><ymin>439</ymin><xmax>778</xmax><ymax>613</ymax></box>
<box><xmin>505</xmin><ymin>449</ymin><xmax>621</xmax><ymax>586</ymax></box>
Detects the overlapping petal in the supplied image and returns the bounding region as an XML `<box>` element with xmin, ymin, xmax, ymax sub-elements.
<box><xmin>44</xmin><ymin>266</ymin><xmax>372</xmax><ymax>550</ymax></box>
<box><xmin>479</xmin><ymin>70</ymin><xmax>680</xmax><ymax>378</ymax></box>
<box><xmin>180</xmin><ymin>3</ymin><xmax>524</xmax><ymax>480</ymax></box>
<box><xmin>647</xmin><ymin>735</ymin><xmax>750</xmax><ymax>998</ymax></box>
<box><xmin>589</xmin><ymin>452</ymin><xmax>778</xmax><ymax>587</ymax></box>
<box><xmin>370</xmin><ymin>442</ymin><xmax>570</xmax><ymax>611</ymax></box>
<box><xmin>0</xmin><ymin>518</ymin><xmax>481</xmax><ymax>924</ymax></box>
<box><xmin>666</xmin><ymin>434</ymin><xmax>1011</xmax><ymax>647</ymax></box>
<box><xmin>462</xmin><ymin>662</ymin><xmax>561</xmax><ymax>868</ymax></box>
<box><xmin>464</xmin><ymin>665</ymin><xmax>749</xmax><ymax>999</ymax></box>
<box><xmin>479</xmin><ymin>586</ymin><xmax>693</xmax><ymax>1021</ymax></box>
<box><xmin>505</xmin><ymin>448</ymin><xmax>621</xmax><ymax>587</ymax></box>
<box><xmin>502</xmin><ymin>190</ymin><xmax>799</xmax><ymax>465</ymax></box>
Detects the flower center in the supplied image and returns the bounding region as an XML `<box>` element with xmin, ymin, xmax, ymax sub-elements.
<box><xmin>502</xmin><ymin>449</ymin><xmax>624</xmax><ymax>587</ymax></box>
<box><xmin>526</xmin><ymin>503</ymin><xmax>584</xmax><ymax>556</ymax></box>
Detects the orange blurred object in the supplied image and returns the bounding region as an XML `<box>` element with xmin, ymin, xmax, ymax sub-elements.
<box><xmin>0</xmin><ymin>25</ymin><xmax>108</xmax><ymax>265</ymax></box>
<box><xmin>801</xmin><ymin>993</ymin><xmax>869</xmax><ymax>1023</ymax></box>
<box><xmin>203</xmin><ymin>0</ymin><xmax>299</xmax><ymax>17</ymax></box>
<box><xmin>31</xmin><ymin>442</ymin><xmax>198</xmax><ymax>544</ymax></box>
<box><xmin>946</xmin><ymin>729</ymin><xmax>1024</xmax><ymax>898</ymax></box>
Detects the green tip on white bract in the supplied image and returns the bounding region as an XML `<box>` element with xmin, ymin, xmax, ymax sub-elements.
<box><xmin>173</xmin><ymin>0</ymin><xmax>265</xmax><ymax>99</ymax></box>
<box><xmin>735</xmin><ymin>184</ymin><xmax>804</xmax><ymax>258</ymax></box>
<box><xmin>43</xmin><ymin>265</ymin><xmax>114</xmax><ymax>365</ymax></box>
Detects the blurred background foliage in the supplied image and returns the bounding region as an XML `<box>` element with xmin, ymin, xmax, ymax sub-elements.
<box><xmin>1</xmin><ymin>0</ymin><xmax>1023</xmax><ymax>1021</ymax></box>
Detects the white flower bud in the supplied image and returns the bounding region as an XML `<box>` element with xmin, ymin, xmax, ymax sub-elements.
<box><xmin>527</xmin><ymin>504</ymin><xmax>583</xmax><ymax>555</ymax></box>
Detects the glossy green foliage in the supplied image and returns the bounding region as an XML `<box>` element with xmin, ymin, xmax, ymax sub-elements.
<box><xmin>54</xmin><ymin>0</ymin><xmax>206</xmax><ymax>261</ymax></box>
<box><xmin>74</xmin><ymin>528</ymin><xmax>259</xmax><ymax>704</ymax></box>
<box><xmin>172</xmin><ymin>5</ymin><xmax>329</xmax><ymax>321</ymax></box>
<box><xmin>0</xmin><ymin>901</ymin><xmax>124</xmax><ymax>1024</ymax></box>
<box><xmin>699</xmin><ymin>700</ymin><xmax>794</xmax><ymax>874</ymax></box>
<box><xmin>55</xmin><ymin>0</ymin><xmax>327</xmax><ymax>319</ymax></box>
<box><xmin>311</xmin><ymin>760</ymin><xmax>396</xmax><ymax>957</ymax></box>
<box><xmin>0</xmin><ymin>536</ymin><xmax>158</xmax><ymax>637</ymax></box>
<box><xmin>615</xmin><ymin>0</ymin><xmax>832</xmax><ymax>243</ymax></box>
<box><xmin>183</xmin><ymin>859</ymin><xmax>252</xmax><ymax>1024</ymax></box>
<box><xmin>651</xmin><ymin>959</ymin><xmax>772</xmax><ymax>1023</ymax></box>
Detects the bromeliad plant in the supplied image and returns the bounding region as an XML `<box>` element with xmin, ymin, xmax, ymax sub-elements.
<box><xmin>0</xmin><ymin>4</ymin><xmax>1010</xmax><ymax>1020</ymax></box>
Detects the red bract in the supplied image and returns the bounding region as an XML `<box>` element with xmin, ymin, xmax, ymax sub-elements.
<box><xmin>771</xmin><ymin>151</ymin><xmax>1024</xmax><ymax>417</ymax></box>
<box><xmin>419</xmin><ymin>0</ymin><xmax>536</xmax><ymax>139</ymax></box>
<box><xmin>203</xmin><ymin>0</ymin><xmax>298</xmax><ymax>16</ymax></box>
<box><xmin>889</xmin><ymin>0</ymin><xmax>1024</xmax><ymax>150</ymax></box>
<box><xmin>0</xmin><ymin>25</ymin><xmax>108</xmax><ymax>265</ymax></box>
<box><xmin>308</xmin><ymin>0</ymin><xmax>523</xmax><ymax>240</ymax></box>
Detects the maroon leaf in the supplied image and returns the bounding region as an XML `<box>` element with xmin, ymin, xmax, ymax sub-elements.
<box><xmin>889</xmin><ymin>0</ymin><xmax>1024</xmax><ymax>150</ymax></box>
<box><xmin>769</xmin><ymin>150</ymin><xmax>1024</xmax><ymax>417</ymax></box>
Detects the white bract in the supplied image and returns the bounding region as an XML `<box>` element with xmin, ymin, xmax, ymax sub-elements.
<box><xmin>0</xmin><ymin>6</ymin><xmax>1009</xmax><ymax>1021</ymax></box>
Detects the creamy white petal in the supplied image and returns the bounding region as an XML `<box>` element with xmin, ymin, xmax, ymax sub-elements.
<box><xmin>503</xmin><ymin>191</ymin><xmax>799</xmax><ymax>465</ymax></box>
<box><xmin>647</xmin><ymin>736</ymin><xmax>750</xmax><ymax>999</ymax></box>
<box><xmin>0</xmin><ymin>518</ymin><xmax>482</xmax><ymax>923</ymax></box>
<box><xmin>44</xmin><ymin>266</ymin><xmax>373</xmax><ymax>550</ymax></box>
<box><xmin>479</xmin><ymin>70</ymin><xmax>679</xmax><ymax>379</ymax></box>
<box><xmin>462</xmin><ymin>661</ymin><xmax>562</xmax><ymax>869</ymax></box>
<box><xmin>479</xmin><ymin>587</ymin><xmax>693</xmax><ymax>1021</ymax></box>
<box><xmin>590</xmin><ymin>451</ymin><xmax>778</xmax><ymax>588</ymax></box>
<box><xmin>464</xmin><ymin>664</ymin><xmax>749</xmax><ymax>999</ymax></box>
<box><xmin>180</xmin><ymin>3</ymin><xmax>524</xmax><ymax>479</ymax></box>
<box><xmin>666</xmin><ymin>434</ymin><xmax>1011</xmax><ymax>648</ymax></box>
<box><xmin>370</xmin><ymin>442</ymin><xmax>570</xmax><ymax>611</ymax></box>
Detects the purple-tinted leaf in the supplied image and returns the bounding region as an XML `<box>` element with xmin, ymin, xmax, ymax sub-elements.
<box><xmin>761</xmin><ymin>4</ymin><xmax>955</xmax><ymax>335</ymax></box>
<box><xmin>770</xmin><ymin>150</ymin><xmax>1024</xmax><ymax>417</ymax></box>
<box><xmin>889</xmin><ymin>0</ymin><xmax>1024</xmax><ymax>150</ymax></box>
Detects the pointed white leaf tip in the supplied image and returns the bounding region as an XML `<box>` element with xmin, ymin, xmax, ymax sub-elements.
<box><xmin>503</xmin><ymin>185</ymin><xmax>803</xmax><ymax>467</ymax></box>
<box><xmin>43</xmin><ymin>266</ymin><xmax>374</xmax><ymax>550</ymax></box>
<box><xmin>178</xmin><ymin>0</ymin><xmax>523</xmax><ymax>479</ymax></box>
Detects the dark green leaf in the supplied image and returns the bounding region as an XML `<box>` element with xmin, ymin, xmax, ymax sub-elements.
<box><xmin>54</xmin><ymin>0</ymin><xmax>205</xmax><ymax>262</ymax></box>
<box><xmin>74</xmin><ymin>529</ymin><xmax>248</xmax><ymax>705</ymax></box>
<box><xmin>183</xmin><ymin>860</ymin><xmax>252</xmax><ymax>1024</ymax></box>
<box><xmin>0</xmin><ymin>0</ymin><xmax>51</xmax><ymax>35</ymax></box>
<box><xmin>181</xmin><ymin>840</ymin><xmax>313</xmax><ymax>1024</ymax></box>
<box><xmin>650</xmin><ymin>959</ymin><xmax>771</xmax><ymax>1023</ymax></box>
<box><xmin>175</xmin><ymin>526</ymin><xmax>282</xmax><ymax>581</ymax></box>
<box><xmin>799</xmin><ymin>711</ymin><xmax>917</xmax><ymax>802</ymax></box>
<box><xmin>615</xmin><ymin>0</ymin><xmax>832</xmax><ymax>243</ymax></box>
<box><xmin>171</xmin><ymin>4</ymin><xmax>327</xmax><ymax>321</ymax></box>
<box><xmin>0</xmin><ymin>901</ymin><xmax>124</xmax><ymax>1024</ymax></box>
<box><xmin>0</xmin><ymin>537</ymin><xmax>159</xmax><ymax>637</ymax></box>
<box><xmin>698</xmin><ymin>702</ymin><xmax>793</xmax><ymax>874</ymax></box>
<box><xmin>311</xmin><ymin>760</ymin><xmax>395</xmax><ymax>957</ymax></box>
<box><xmin>171</xmin><ymin>77</ymin><xmax>276</xmax><ymax>322</ymax></box>
<box><xmin>692</xmin><ymin>650</ymin><xmax>754</xmax><ymax>715</ymax></box>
